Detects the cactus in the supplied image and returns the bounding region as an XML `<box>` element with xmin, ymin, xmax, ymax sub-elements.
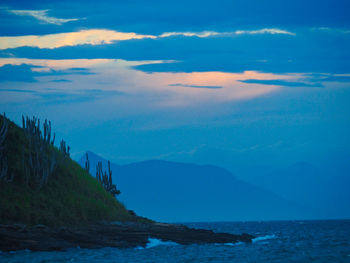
<box><xmin>95</xmin><ymin>160</ymin><xmax>120</xmax><ymax>197</ymax></box>
<box><xmin>21</xmin><ymin>115</ymin><xmax>58</xmax><ymax>188</ymax></box>
<box><xmin>0</xmin><ymin>113</ymin><xmax>8</xmax><ymax>181</ymax></box>
<box><xmin>85</xmin><ymin>153</ymin><xmax>90</xmax><ymax>173</ymax></box>
<box><xmin>96</xmin><ymin>161</ymin><xmax>103</xmax><ymax>182</ymax></box>
<box><xmin>59</xmin><ymin>139</ymin><xmax>70</xmax><ymax>158</ymax></box>
<box><xmin>106</xmin><ymin>160</ymin><xmax>120</xmax><ymax>196</ymax></box>
<box><xmin>43</xmin><ymin>119</ymin><xmax>55</xmax><ymax>145</ymax></box>
<box><xmin>108</xmin><ymin>160</ymin><xmax>112</xmax><ymax>184</ymax></box>
<box><xmin>21</xmin><ymin>145</ymin><xmax>29</xmax><ymax>185</ymax></box>
<box><xmin>0</xmin><ymin>157</ymin><xmax>8</xmax><ymax>181</ymax></box>
<box><xmin>0</xmin><ymin>113</ymin><xmax>8</xmax><ymax>147</ymax></box>
<box><xmin>103</xmin><ymin>171</ymin><xmax>108</xmax><ymax>188</ymax></box>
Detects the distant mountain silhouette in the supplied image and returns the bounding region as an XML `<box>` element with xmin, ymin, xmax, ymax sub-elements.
<box><xmin>246</xmin><ymin>162</ymin><xmax>350</xmax><ymax>219</ymax></box>
<box><xmin>79</xmin><ymin>151</ymin><xmax>313</xmax><ymax>222</ymax></box>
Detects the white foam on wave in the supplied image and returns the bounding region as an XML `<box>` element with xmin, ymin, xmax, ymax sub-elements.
<box><xmin>146</xmin><ymin>238</ymin><xmax>179</xmax><ymax>248</ymax></box>
<box><xmin>252</xmin><ymin>234</ymin><xmax>277</xmax><ymax>243</ymax></box>
<box><xmin>224</xmin><ymin>241</ymin><xmax>244</xmax><ymax>246</ymax></box>
<box><xmin>135</xmin><ymin>238</ymin><xmax>179</xmax><ymax>250</ymax></box>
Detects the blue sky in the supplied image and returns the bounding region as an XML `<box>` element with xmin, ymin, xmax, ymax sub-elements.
<box><xmin>0</xmin><ymin>0</ymin><xmax>349</xmax><ymax>177</ymax></box>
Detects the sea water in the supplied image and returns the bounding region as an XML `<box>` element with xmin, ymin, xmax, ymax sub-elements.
<box><xmin>1</xmin><ymin>220</ymin><xmax>349</xmax><ymax>263</ymax></box>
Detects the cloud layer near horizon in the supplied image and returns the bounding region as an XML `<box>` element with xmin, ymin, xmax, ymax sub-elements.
<box><xmin>0</xmin><ymin>28</ymin><xmax>297</xmax><ymax>50</ymax></box>
<box><xmin>0</xmin><ymin>58</ymin><xmax>298</xmax><ymax>106</ymax></box>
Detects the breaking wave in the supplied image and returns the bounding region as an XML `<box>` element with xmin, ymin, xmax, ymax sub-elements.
<box><xmin>136</xmin><ymin>238</ymin><xmax>179</xmax><ymax>249</ymax></box>
<box><xmin>252</xmin><ymin>234</ymin><xmax>277</xmax><ymax>243</ymax></box>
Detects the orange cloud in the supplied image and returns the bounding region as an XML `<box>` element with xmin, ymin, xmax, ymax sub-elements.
<box><xmin>0</xmin><ymin>58</ymin><xmax>302</xmax><ymax>107</ymax></box>
<box><xmin>0</xmin><ymin>30</ymin><xmax>156</xmax><ymax>49</ymax></box>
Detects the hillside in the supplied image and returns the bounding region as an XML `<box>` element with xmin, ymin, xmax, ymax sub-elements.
<box><xmin>79</xmin><ymin>151</ymin><xmax>314</xmax><ymax>222</ymax></box>
<box><xmin>0</xmin><ymin>115</ymin><xmax>137</xmax><ymax>226</ymax></box>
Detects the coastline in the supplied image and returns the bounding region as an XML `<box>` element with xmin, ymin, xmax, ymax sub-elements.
<box><xmin>0</xmin><ymin>222</ymin><xmax>253</xmax><ymax>252</ymax></box>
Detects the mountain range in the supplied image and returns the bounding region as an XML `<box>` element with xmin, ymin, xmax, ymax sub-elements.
<box><xmin>79</xmin><ymin>151</ymin><xmax>317</xmax><ymax>222</ymax></box>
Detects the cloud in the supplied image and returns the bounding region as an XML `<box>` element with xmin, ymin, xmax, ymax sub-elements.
<box><xmin>0</xmin><ymin>57</ymin><xmax>295</xmax><ymax>106</ymax></box>
<box><xmin>159</xmin><ymin>31</ymin><xmax>220</xmax><ymax>38</ymax></box>
<box><xmin>0</xmin><ymin>88</ymin><xmax>36</xmax><ymax>93</ymax></box>
<box><xmin>0</xmin><ymin>58</ymin><xmax>172</xmax><ymax>73</ymax></box>
<box><xmin>37</xmin><ymin>89</ymin><xmax>124</xmax><ymax>104</ymax></box>
<box><xmin>7</xmin><ymin>27</ymin><xmax>346</xmax><ymax>75</ymax></box>
<box><xmin>8</xmin><ymin>9</ymin><xmax>80</xmax><ymax>25</ymax></box>
<box><xmin>159</xmin><ymin>28</ymin><xmax>295</xmax><ymax>38</ymax></box>
<box><xmin>306</xmin><ymin>74</ymin><xmax>350</xmax><ymax>83</ymax></box>
<box><xmin>168</xmin><ymin>83</ymin><xmax>222</xmax><ymax>89</ymax></box>
<box><xmin>321</xmin><ymin>76</ymin><xmax>350</xmax><ymax>82</ymax></box>
<box><xmin>51</xmin><ymin>79</ymin><xmax>72</xmax><ymax>83</ymax></box>
<box><xmin>1</xmin><ymin>0</ymin><xmax>349</xmax><ymax>37</ymax></box>
<box><xmin>239</xmin><ymin>79</ymin><xmax>323</xmax><ymax>88</ymax></box>
<box><xmin>2</xmin><ymin>28</ymin><xmax>349</xmax><ymax>75</ymax></box>
<box><xmin>68</xmin><ymin>67</ymin><xmax>91</xmax><ymax>71</ymax></box>
<box><xmin>0</xmin><ymin>28</ymin><xmax>295</xmax><ymax>50</ymax></box>
<box><xmin>313</xmin><ymin>27</ymin><xmax>350</xmax><ymax>34</ymax></box>
<box><xmin>0</xmin><ymin>29</ymin><xmax>156</xmax><ymax>49</ymax></box>
<box><xmin>0</xmin><ymin>86</ymin><xmax>123</xmax><ymax>104</ymax></box>
<box><xmin>0</xmin><ymin>63</ymin><xmax>96</xmax><ymax>82</ymax></box>
<box><xmin>0</xmin><ymin>64</ymin><xmax>37</xmax><ymax>82</ymax></box>
<box><xmin>234</xmin><ymin>28</ymin><xmax>295</xmax><ymax>36</ymax></box>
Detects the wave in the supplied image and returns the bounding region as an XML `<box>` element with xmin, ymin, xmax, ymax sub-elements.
<box><xmin>224</xmin><ymin>235</ymin><xmax>276</xmax><ymax>246</ymax></box>
<box><xmin>146</xmin><ymin>238</ymin><xmax>179</xmax><ymax>248</ymax></box>
<box><xmin>224</xmin><ymin>242</ymin><xmax>244</xmax><ymax>246</ymax></box>
<box><xmin>136</xmin><ymin>238</ymin><xmax>179</xmax><ymax>249</ymax></box>
<box><xmin>137</xmin><ymin>235</ymin><xmax>276</xmax><ymax>249</ymax></box>
<box><xmin>252</xmin><ymin>234</ymin><xmax>277</xmax><ymax>243</ymax></box>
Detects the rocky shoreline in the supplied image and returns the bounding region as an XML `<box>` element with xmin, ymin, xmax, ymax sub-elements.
<box><xmin>0</xmin><ymin>222</ymin><xmax>254</xmax><ymax>252</ymax></box>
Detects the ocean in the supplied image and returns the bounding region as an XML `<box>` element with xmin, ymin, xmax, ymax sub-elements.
<box><xmin>1</xmin><ymin>220</ymin><xmax>349</xmax><ymax>263</ymax></box>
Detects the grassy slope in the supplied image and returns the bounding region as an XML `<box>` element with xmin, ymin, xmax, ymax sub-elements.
<box><xmin>0</xmin><ymin>116</ymin><xmax>139</xmax><ymax>226</ymax></box>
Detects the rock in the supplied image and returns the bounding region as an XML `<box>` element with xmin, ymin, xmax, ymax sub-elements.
<box><xmin>0</xmin><ymin>222</ymin><xmax>254</xmax><ymax>252</ymax></box>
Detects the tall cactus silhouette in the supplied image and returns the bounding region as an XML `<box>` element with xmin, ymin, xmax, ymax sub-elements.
<box><xmin>96</xmin><ymin>161</ymin><xmax>103</xmax><ymax>182</ymax></box>
<box><xmin>85</xmin><ymin>152</ymin><xmax>90</xmax><ymax>173</ymax></box>
<box><xmin>0</xmin><ymin>113</ymin><xmax>8</xmax><ymax>181</ymax></box>
<box><xmin>95</xmin><ymin>160</ymin><xmax>120</xmax><ymax>197</ymax></box>
<box><xmin>59</xmin><ymin>139</ymin><xmax>70</xmax><ymax>158</ymax></box>
<box><xmin>43</xmin><ymin>119</ymin><xmax>55</xmax><ymax>145</ymax></box>
<box><xmin>21</xmin><ymin>115</ymin><xmax>57</xmax><ymax>188</ymax></box>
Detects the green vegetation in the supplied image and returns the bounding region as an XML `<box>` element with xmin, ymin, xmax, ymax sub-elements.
<box><xmin>0</xmin><ymin>114</ymin><xmax>146</xmax><ymax>226</ymax></box>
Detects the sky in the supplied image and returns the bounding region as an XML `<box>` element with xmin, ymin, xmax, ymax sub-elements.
<box><xmin>0</xmin><ymin>0</ymin><xmax>349</xmax><ymax>178</ymax></box>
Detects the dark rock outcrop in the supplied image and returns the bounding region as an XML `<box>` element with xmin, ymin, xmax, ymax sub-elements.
<box><xmin>0</xmin><ymin>222</ymin><xmax>253</xmax><ymax>251</ymax></box>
